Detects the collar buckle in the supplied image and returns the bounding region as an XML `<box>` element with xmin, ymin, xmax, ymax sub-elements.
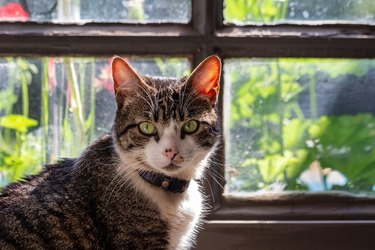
<box><xmin>161</xmin><ymin>176</ymin><xmax>172</xmax><ymax>190</ymax></box>
<box><xmin>139</xmin><ymin>171</ymin><xmax>190</xmax><ymax>193</ymax></box>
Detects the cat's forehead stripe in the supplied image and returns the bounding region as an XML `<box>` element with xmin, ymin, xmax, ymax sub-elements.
<box><xmin>115</xmin><ymin>75</ymin><xmax>216</xmax><ymax>139</ymax></box>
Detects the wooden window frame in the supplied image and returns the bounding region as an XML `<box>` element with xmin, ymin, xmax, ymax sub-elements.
<box><xmin>1</xmin><ymin>0</ymin><xmax>375</xmax><ymax>249</ymax></box>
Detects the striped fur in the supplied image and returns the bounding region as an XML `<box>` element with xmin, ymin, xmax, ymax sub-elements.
<box><xmin>0</xmin><ymin>135</ymin><xmax>168</xmax><ymax>249</ymax></box>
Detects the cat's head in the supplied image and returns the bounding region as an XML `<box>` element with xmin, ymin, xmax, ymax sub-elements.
<box><xmin>112</xmin><ymin>56</ymin><xmax>221</xmax><ymax>180</ymax></box>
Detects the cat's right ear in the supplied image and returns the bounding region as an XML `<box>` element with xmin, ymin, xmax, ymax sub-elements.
<box><xmin>185</xmin><ymin>55</ymin><xmax>221</xmax><ymax>105</ymax></box>
<box><xmin>111</xmin><ymin>56</ymin><xmax>145</xmax><ymax>95</ymax></box>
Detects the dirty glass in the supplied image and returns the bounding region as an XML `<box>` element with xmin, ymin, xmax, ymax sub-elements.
<box><xmin>224</xmin><ymin>0</ymin><xmax>375</xmax><ymax>24</ymax></box>
<box><xmin>0</xmin><ymin>0</ymin><xmax>191</xmax><ymax>23</ymax></box>
<box><xmin>224</xmin><ymin>58</ymin><xmax>375</xmax><ymax>193</ymax></box>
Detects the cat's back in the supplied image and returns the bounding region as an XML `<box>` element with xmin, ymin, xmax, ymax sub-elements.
<box><xmin>0</xmin><ymin>158</ymin><xmax>103</xmax><ymax>249</ymax></box>
<box><xmin>0</xmin><ymin>158</ymin><xmax>73</xmax><ymax>199</ymax></box>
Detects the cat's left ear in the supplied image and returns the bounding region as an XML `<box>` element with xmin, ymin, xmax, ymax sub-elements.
<box><xmin>111</xmin><ymin>56</ymin><xmax>146</xmax><ymax>95</ymax></box>
<box><xmin>186</xmin><ymin>55</ymin><xmax>221</xmax><ymax>105</ymax></box>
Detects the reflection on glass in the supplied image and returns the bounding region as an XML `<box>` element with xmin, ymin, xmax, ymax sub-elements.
<box><xmin>0</xmin><ymin>0</ymin><xmax>191</xmax><ymax>23</ymax></box>
<box><xmin>224</xmin><ymin>0</ymin><xmax>375</xmax><ymax>24</ymax></box>
<box><xmin>224</xmin><ymin>58</ymin><xmax>375</xmax><ymax>193</ymax></box>
<box><xmin>0</xmin><ymin>56</ymin><xmax>190</xmax><ymax>187</ymax></box>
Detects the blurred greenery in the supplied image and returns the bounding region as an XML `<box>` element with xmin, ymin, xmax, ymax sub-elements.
<box><xmin>224</xmin><ymin>0</ymin><xmax>289</xmax><ymax>23</ymax></box>
<box><xmin>225</xmin><ymin>59</ymin><xmax>375</xmax><ymax>192</ymax></box>
<box><xmin>0</xmin><ymin>59</ymin><xmax>42</xmax><ymax>187</ymax></box>
<box><xmin>224</xmin><ymin>0</ymin><xmax>375</xmax><ymax>24</ymax></box>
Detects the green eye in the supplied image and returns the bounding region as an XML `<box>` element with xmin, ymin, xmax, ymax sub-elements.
<box><xmin>139</xmin><ymin>122</ymin><xmax>156</xmax><ymax>136</ymax></box>
<box><xmin>182</xmin><ymin>120</ymin><xmax>199</xmax><ymax>134</ymax></box>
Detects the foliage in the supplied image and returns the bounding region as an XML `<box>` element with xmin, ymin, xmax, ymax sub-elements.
<box><xmin>224</xmin><ymin>0</ymin><xmax>375</xmax><ymax>24</ymax></box>
<box><xmin>226</xmin><ymin>59</ymin><xmax>375</xmax><ymax>193</ymax></box>
<box><xmin>0</xmin><ymin>59</ymin><xmax>41</xmax><ymax>187</ymax></box>
<box><xmin>224</xmin><ymin>0</ymin><xmax>289</xmax><ymax>23</ymax></box>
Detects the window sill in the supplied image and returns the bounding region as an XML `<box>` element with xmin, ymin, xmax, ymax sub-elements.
<box><xmin>208</xmin><ymin>191</ymin><xmax>375</xmax><ymax>220</ymax></box>
<box><xmin>196</xmin><ymin>219</ymin><xmax>375</xmax><ymax>250</ymax></box>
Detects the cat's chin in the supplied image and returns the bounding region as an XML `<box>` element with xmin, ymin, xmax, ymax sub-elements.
<box><xmin>162</xmin><ymin>163</ymin><xmax>182</xmax><ymax>172</ymax></box>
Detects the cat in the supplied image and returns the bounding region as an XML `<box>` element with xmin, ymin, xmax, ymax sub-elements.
<box><xmin>0</xmin><ymin>55</ymin><xmax>221</xmax><ymax>249</ymax></box>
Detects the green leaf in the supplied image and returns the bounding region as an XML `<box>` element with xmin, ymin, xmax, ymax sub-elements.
<box><xmin>0</xmin><ymin>115</ymin><xmax>38</xmax><ymax>133</ymax></box>
<box><xmin>283</xmin><ymin>119</ymin><xmax>309</xmax><ymax>150</ymax></box>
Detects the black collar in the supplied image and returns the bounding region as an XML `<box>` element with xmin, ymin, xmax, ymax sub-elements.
<box><xmin>138</xmin><ymin>171</ymin><xmax>190</xmax><ymax>193</ymax></box>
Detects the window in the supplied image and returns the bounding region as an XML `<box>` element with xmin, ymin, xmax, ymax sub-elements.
<box><xmin>0</xmin><ymin>0</ymin><xmax>374</xmax><ymax>249</ymax></box>
<box><xmin>225</xmin><ymin>58</ymin><xmax>375</xmax><ymax>193</ymax></box>
<box><xmin>0</xmin><ymin>0</ymin><xmax>191</xmax><ymax>23</ymax></box>
<box><xmin>224</xmin><ymin>0</ymin><xmax>375</xmax><ymax>24</ymax></box>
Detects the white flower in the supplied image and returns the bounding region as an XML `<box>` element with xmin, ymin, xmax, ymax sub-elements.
<box><xmin>298</xmin><ymin>161</ymin><xmax>348</xmax><ymax>191</ymax></box>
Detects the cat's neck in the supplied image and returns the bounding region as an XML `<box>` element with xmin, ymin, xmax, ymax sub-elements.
<box><xmin>138</xmin><ymin>170</ymin><xmax>190</xmax><ymax>193</ymax></box>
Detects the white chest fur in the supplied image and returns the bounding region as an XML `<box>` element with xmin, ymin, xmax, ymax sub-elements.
<box><xmin>161</xmin><ymin>181</ymin><xmax>203</xmax><ymax>250</ymax></box>
<box><xmin>131</xmin><ymin>174</ymin><xmax>203</xmax><ymax>250</ymax></box>
<box><xmin>116</xmin><ymin>145</ymin><xmax>207</xmax><ymax>249</ymax></box>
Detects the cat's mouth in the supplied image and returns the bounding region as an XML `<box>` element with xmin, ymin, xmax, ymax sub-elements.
<box><xmin>163</xmin><ymin>163</ymin><xmax>181</xmax><ymax>171</ymax></box>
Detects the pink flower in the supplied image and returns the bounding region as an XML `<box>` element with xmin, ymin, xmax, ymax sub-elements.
<box><xmin>0</xmin><ymin>3</ymin><xmax>29</xmax><ymax>21</ymax></box>
<box><xmin>95</xmin><ymin>59</ymin><xmax>116</xmax><ymax>94</ymax></box>
<box><xmin>48</xmin><ymin>58</ymin><xmax>57</xmax><ymax>92</ymax></box>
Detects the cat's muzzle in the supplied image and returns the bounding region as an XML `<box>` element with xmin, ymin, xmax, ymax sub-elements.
<box><xmin>172</xmin><ymin>155</ymin><xmax>184</xmax><ymax>164</ymax></box>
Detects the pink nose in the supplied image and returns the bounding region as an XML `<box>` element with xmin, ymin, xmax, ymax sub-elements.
<box><xmin>163</xmin><ymin>149</ymin><xmax>179</xmax><ymax>160</ymax></box>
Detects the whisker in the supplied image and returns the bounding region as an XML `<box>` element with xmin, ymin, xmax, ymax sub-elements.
<box><xmin>206</xmin><ymin>172</ymin><xmax>225</xmax><ymax>190</ymax></box>
<box><xmin>207</xmin><ymin>168</ymin><xmax>226</xmax><ymax>182</ymax></box>
<box><xmin>138</xmin><ymin>83</ymin><xmax>157</xmax><ymax>116</ymax></box>
<box><xmin>203</xmin><ymin>176</ymin><xmax>215</xmax><ymax>204</ymax></box>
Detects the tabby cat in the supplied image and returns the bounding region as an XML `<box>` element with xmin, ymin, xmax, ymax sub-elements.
<box><xmin>0</xmin><ymin>55</ymin><xmax>221</xmax><ymax>249</ymax></box>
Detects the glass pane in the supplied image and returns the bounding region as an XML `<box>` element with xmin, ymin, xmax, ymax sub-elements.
<box><xmin>224</xmin><ymin>0</ymin><xmax>375</xmax><ymax>25</ymax></box>
<box><xmin>0</xmin><ymin>56</ymin><xmax>190</xmax><ymax>187</ymax></box>
<box><xmin>224</xmin><ymin>58</ymin><xmax>375</xmax><ymax>193</ymax></box>
<box><xmin>0</xmin><ymin>0</ymin><xmax>191</xmax><ymax>23</ymax></box>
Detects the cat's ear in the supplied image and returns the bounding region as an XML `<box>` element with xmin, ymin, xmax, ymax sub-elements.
<box><xmin>186</xmin><ymin>55</ymin><xmax>221</xmax><ymax>105</ymax></box>
<box><xmin>111</xmin><ymin>56</ymin><xmax>146</xmax><ymax>95</ymax></box>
